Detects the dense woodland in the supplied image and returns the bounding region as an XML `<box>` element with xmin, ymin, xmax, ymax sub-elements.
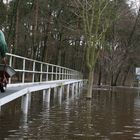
<box><xmin>0</xmin><ymin>0</ymin><xmax>140</xmax><ymax>88</ymax></box>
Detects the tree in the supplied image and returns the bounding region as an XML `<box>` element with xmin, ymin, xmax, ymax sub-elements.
<box><xmin>73</xmin><ymin>0</ymin><xmax>113</xmax><ymax>98</ymax></box>
<box><xmin>105</xmin><ymin>1</ymin><xmax>140</xmax><ymax>86</ymax></box>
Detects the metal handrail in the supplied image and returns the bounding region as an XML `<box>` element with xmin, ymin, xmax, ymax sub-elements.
<box><xmin>6</xmin><ymin>53</ymin><xmax>83</xmax><ymax>84</ymax></box>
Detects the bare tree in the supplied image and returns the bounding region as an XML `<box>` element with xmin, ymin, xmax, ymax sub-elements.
<box><xmin>73</xmin><ymin>0</ymin><xmax>113</xmax><ymax>98</ymax></box>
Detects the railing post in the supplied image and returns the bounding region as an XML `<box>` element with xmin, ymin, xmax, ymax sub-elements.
<box><xmin>32</xmin><ymin>61</ymin><xmax>35</xmax><ymax>82</ymax></box>
<box><xmin>66</xmin><ymin>84</ymin><xmax>70</xmax><ymax>98</ymax></box>
<box><xmin>43</xmin><ymin>88</ymin><xmax>51</xmax><ymax>103</ymax></box>
<box><xmin>22</xmin><ymin>59</ymin><xmax>25</xmax><ymax>83</ymax></box>
<box><xmin>55</xmin><ymin>67</ymin><xmax>57</xmax><ymax>80</ymax></box>
<box><xmin>66</xmin><ymin>69</ymin><xmax>67</xmax><ymax>79</ymax></box>
<box><xmin>8</xmin><ymin>55</ymin><xmax>13</xmax><ymax>84</ymax></box>
<box><xmin>64</xmin><ymin>69</ymin><xmax>65</xmax><ymax>79</ymax></box>
<box><xmin>40</xmin><ymin>63</ymin><xmax>43</xmax><ymax>82</ymax></box>
<box><xmin>72</xmin><ymin>83</ymin><xmax>75</xmax><ymax>97</ymax></box>
<box><xmin>64</xmin><ymin>69</ymin><xmax>66</xmax><ymax>79</ymax></box>
<box><xmin>66</xmin><ymin>69</ymin><xmax>68</xmax><ymax>79</ymax></box>
<box><xmin>58</xmin><ymin>86</ymin><xmax>62</xmax><ymax>104</ymax></box>
<box><xmin>46</xmin><ymin>64</ymin><xmax>48</xmax><ymax>81</ymax></box>
<box><xmin>69</xmin><ymin>70</ymin><xmax>70</xmax><ymax>79</ymax></box>
<box><xmin>75</xmin><ymin>82</ymin><xmax>78</xmax><ymax>96</ymax></box>
<box><xmin>63</xmin><ymin>69</ymin><xmax>65</xmax><ymax>79</ymax></box>
<box><xmin>54</xmin><ymin>87</ymin><xmax>57</xmax><ymax>98</ymax></box>
<box><xmin>51</xmin><ymin>66</ymin><xmax>54</xmax><ymax>81</ymax></box>
<box><xmin>47</xmin><ymin>88</ymin><xmax>51</xmax><ymax>102</ymax></box>
<box><xmin>71</xmin><ymin>71</ymin><xmax>72</xmax><ymax>79</ymax></box>
<box><xmin>62</xmin><ymin>69</ymin><xmax>64</xmax><ymax>80</ymax></box>
<box><xmin>21</xmin><ymin>92</ymin><xmax>30</xmax><ymax>114</ymax></box>
<box><xmin>59</xmin><ymin>67</ymin><xmax>61</xmax><ymax>80</ymax></box>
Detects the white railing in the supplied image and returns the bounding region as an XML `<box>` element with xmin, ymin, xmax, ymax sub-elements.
<box><xmin>6</xmin><ymin>53</ymin><xmax>83</xmax><ymax>84</ymax></box>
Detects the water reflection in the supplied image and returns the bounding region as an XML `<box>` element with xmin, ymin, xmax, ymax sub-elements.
<box><xmin>0</xmin><ymin>88</ymin><xmax>140</xmax><ymax>139</ymax></box>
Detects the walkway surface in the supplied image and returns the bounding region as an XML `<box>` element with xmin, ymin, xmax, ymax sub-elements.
<box><xmin>0</xmin><ymin>79</ymin><xmax>82</xmax><ymax>106</ymax></box>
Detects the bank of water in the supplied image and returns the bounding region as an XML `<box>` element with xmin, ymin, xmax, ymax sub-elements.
<box><xmin>0</xmin><ymin>87</ymin><xmax>140</xmax><ymax>140</ymax></box>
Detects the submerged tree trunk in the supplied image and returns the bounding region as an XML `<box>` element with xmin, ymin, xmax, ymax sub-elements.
<box><xmin>86</xmin><ymin>70</ymin><xmax>94</xmax><ymax>99</ymax></box>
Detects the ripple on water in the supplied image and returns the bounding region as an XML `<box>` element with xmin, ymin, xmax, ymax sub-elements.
<box><xmin>8</xmin><ymin>130</ymin><xmax>18</xmax><ymax>133</ymax></box>
<box><xmin>134</xmin><ymin>133</ymin><xmax>140</xmax><ymax>136</ymax></box>
<box><xmin>124</xmin><ymin>126</ymin><xmax>140</xmax><ymax>129</ymax></box>
<box><xmin>134</xmin><ymin>119</ymin><xmax>140</xmax><ymax>121</ymax></box>
<box><xmin>74</xmin><ymin>133</ymin><xmax>95</xmax><ymax>137</ymax></box>
<box><xmin>110</xmin><ymin>132</ymin><xmax>124</xmax><ymax>135</ymax></box>
<box><xmin>133</xmin><ymin>137</ymin><xmax>140</xmax><ymax>140</ymax></box>
<box><xmin>1</xmin><ymin>89</ymin><xmax>140</xmax><ymax>140</ymax></box>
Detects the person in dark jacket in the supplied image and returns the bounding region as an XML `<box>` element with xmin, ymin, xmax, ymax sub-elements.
<box><xmin>0</xmin><ymin>29</ymin><xmax>8</xmax><ymax>92</ymax></box>
<box><xmin>0</xmin><ymin>30</ymin><xmax>8</xmax><ymax>63</ymax></box>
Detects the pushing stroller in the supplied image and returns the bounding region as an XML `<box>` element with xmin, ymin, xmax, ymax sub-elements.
<box><xmin>0</xmin><ymin>64</ymin><xmax>16</xmax><ymax>92</ymax></box>
<box><xmin>0</xmin><ymin>29</ymin><xmax>11</xmax><ymax>92</ymax></box>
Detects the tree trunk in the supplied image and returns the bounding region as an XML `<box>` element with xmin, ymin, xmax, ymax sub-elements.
<box><xmin>11</xmin><ymin>0</ymin><xmax>20</xmax><ymax>68</ymax></box>
<box><xmin>14</xmin><ymin>2</ymin><xmax>19</xmax><ymax>52</ymax></box>
<box><xmin>11</xmin><ymin>0</ymin><xmax>20</xmax><ymax>54</ymax></box>
<box><xmin>113</xmin><ymin>69</ymin><xmax>121</xmax><ymax>86</ymax></box>
<box><xmin>57</xmin><ymin>49</ymin><xmax>62</xmax><ymax>66</ymax></box>
<box><xmin>32</xmin><ymin>0</ymin><xmax>39</xmax><ymax>59</ymax></box>
<box><xmin>42</xmin><ymin>11</ymin><xmax>52</xmax><ymax>62</ymax></box>
<box><xmin>97</xmin><ymin>63</ymin><xmax>102</xmax><ymax>86</ymax></box>
<box><xmin>86</xmin><ymin>70</ymin><xmax>94</xmax><ymax>99</ymax></box>
<box><xmin>122</xmin><ymin>66</ymin><xmax>130</xmax><ymax>86</ymax></box>
<box><xmin>111</xmin><ymin>74</ymin><xmax>114</xmax><ymax>86</ymax></box>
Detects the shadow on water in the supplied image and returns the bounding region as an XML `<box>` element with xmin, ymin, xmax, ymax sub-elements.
<box><xmin>0</xmin><ymin>87</ymin><xmax>140</xmax><ymax>139</ymax></box>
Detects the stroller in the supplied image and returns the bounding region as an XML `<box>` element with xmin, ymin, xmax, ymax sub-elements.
<box><xmin>0</xmin><ymin>64</ymin><xmax>16</xmax><ymax>92</ymax></box>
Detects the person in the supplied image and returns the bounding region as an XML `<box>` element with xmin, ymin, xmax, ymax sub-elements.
<box><xmin>0</xmin><ymin>29</ymin><xmax>8</xmax><ymax>63</ymax></box>
<box><xmin>0</xmin><ymin>29</ymin><xmax>8</xmax><ymax>92</ymax></box>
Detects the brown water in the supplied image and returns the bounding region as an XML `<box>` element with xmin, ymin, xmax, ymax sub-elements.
<box><xmin>0</xmin><ymin>88</ymin><xmax>140</xmax><ymax>140</ymax></box>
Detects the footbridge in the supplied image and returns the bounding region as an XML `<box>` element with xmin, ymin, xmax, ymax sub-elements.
<box><xmin>0</xmin><ymin>53</ymin><xmax>85</xmax><ymax>114</ymax></box>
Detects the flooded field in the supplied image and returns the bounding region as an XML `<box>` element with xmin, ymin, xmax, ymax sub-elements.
<box><xmin>0</xmin><ymin>87</ymin><xmax>140</xmax><ymax>140</ymax></box>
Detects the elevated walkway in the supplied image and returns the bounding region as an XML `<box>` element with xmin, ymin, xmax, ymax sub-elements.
<box><xmin>0</xmin><ymin>79</ymin><xmax>83</xmax><ymax>106</ymax></box>
<box><xmin>0</xmin><ymin>53</ymin><xmax>84</xmax><ymax>113</ymax></box>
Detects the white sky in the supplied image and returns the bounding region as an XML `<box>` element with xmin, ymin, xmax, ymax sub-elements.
<box><xmin>3</xmin><ymin>0</ymin><xmax>140</xmax><ymax>7</ymax></box>
<box><xmin>3</xmin><ymin>0</ymin><xmax>140</xmax><ymax>13</ymax></box>
<box><xmin>128</xmin><ymin>0</ymin><xmax>140</xmax><ymax>11</ymax></box>
<box><xmin>3</xmin><ymin>0</ymin><xmax>12</xmax><ymax>4</ymax></box>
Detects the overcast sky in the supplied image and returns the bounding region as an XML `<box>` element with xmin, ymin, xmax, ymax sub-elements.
<box><xmin>128</xmin><ymin>0</ymin><xmax>140</xmax><ymax>9</ymax></box>
<box><xmin>3</xmin><ymin>0</ymin><xmax>140</xmax><ymax>12</ymax></box>
<box><xmin>3</xmin><ymin>0</ymin><xmax>140</xmax><ymax>6</ymax></box>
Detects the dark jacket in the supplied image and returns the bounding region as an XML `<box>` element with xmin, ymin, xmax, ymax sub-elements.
<box><xmin>0</xmin><ymin>30</ymin><xmax>8</xmax><ymax>58</ymax></box>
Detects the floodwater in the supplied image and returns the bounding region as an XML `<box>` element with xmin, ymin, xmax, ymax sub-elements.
<box><xmin>0</xmin><ymin>87</ymin><xmax>140</xmax><ymax>140</ymax></box>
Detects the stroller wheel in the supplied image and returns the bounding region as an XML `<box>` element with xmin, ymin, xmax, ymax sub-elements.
<box><xmin>0</xmin><ymin>84</ymin><xmax>5</xmax><ymax>92</ymax></box>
